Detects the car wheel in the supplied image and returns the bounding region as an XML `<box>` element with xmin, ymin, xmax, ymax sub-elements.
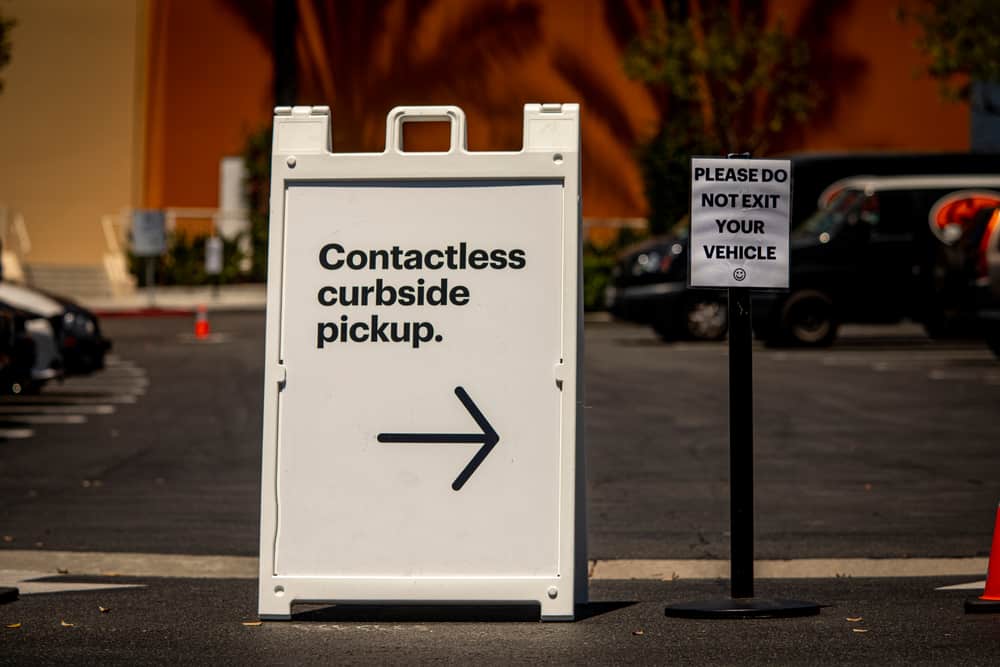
<box><xmin>651</xmin><ymin>310</ymin><xmax>681</xmax><ymax>341</ymax></box>
<box><xmin>683</xmin><ymin>298</ymin><xmax>728</xmax><ymax>341</ymax></box>
<box><xmin>986</xmin><ymin>321</ymin><xmax>1000</xmax><ymax>359</ymax></box>
<box><xmin>779</xmin><ymin>290</ymin><xmax>838</xmax><ymax>347</ymax></box>
<box><xmin>923</xmin><ymin>310</ymin><xmax>960</xmax><ymax>339</ymax></box>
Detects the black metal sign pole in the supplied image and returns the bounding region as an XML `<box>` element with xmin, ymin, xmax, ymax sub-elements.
<box><xmin>665</xmin><ymin>153</ymin><xmax>820</xmax><ymax>619</ymax></box>
<box><xmin>729</xmin><ymin>284</ymin><xmax>754</xmax><ymax>599</ymax></box>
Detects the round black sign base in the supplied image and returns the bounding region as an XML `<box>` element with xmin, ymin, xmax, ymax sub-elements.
<box><xmin>965</xmin><ymin>596</ymin><xmax>1000</xmax><ymax>613</ymax></box>
<box><xmin>0</xmin><ymin>587</ymin><xmax>19</xmax><ymax>604</ymax></box>
<box><xmin>665</xmin><ymin>597</ymin><xmax>821</xmax><ymax>619</ymax></box>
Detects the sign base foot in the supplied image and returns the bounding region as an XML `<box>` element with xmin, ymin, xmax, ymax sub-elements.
<box><xmin>665</xmin><ymin>597</ymin><xmax>820</xmax><ymax>619</ymax></box>
<box><xmin>0</xmin><ymin>587</ymin><xmax>18</xmax><ymax>604</ymax></box>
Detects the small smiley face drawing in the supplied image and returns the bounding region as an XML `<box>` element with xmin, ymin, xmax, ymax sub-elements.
<box><xmin>733</xmin><ymin>268</ymin><xmax>747</xmax><ymax>281</ymax></box>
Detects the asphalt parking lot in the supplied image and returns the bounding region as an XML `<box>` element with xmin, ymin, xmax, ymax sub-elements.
<box><xmin>1</xmin><ymin>312</ymin><xmax>999</xmax><ymax>663</ymax></box>
<box><xmin>585</xmin><ymin>320</ymin><xmax>1000</xmax><ymax>561</ymax></box>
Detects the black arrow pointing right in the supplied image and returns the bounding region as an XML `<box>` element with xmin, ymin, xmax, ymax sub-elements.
<box><xmin>377</xmin><ymin>386</ymin><xmax>500</xmax><ymax>491</ymax></box>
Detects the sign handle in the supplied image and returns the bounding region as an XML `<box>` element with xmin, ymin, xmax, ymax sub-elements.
<box><xmin>385</xmin><ymin>106</ymin><xmax>467</xmax><ymax>154</ymax></box>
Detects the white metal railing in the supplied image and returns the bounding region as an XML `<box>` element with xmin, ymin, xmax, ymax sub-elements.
<box><xmin>0</xmin><ymin>205</ymin><xmax>32</xmax><ymax>256</ymax></box>
<box><xmin>100</xmin><ymin>210</ymin><xmax>135</xmax><ymax>296</ymax></box>
<box><xmin>101</xmin><ymin>212</ymin><xmax>125</xmax><ymax>255</ymax></box>
<box><xmin>0</xmin><ymin>205</ymin><xmax>30</xmax><ymax>283</ymax></box>
<box><xmin>165</xmin><ymin>207</ymin><xmax>219</xmax><ymax>235</ymax></box>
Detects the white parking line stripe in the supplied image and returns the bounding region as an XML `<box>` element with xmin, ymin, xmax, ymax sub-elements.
<box><xmin>59</xmin><ymin>384</ymin><xmax>147</xmax><ymax>395</ymax></box>
<box><xmin>93</xmin><ymin>376</ymin><xmax>147</xmax><ymax>385</ymax></box>
<box><xmin>0</xmin><ymin>428</ymin><xmax>34</xmax><ymax>439</ymax></box>
<box><xmin>936</xmin><ymin>580</ymin><xmax>986</xmax><ymax>591</ymax></box>
<box><xmin>101</xmin><ymin>365</ymin><xmax>145</xmax><ymax>374</ymax></box>
<box><xmin>40</xmin><ymin>388</ymin><xmax>145</xmax><ymax>399</ymax></box>
<box><xmin>96</xmin><ymin>374</ymin><xmax>147</xmax><ymax>384</ymax></box>
<box><xmin>0</xmin><ymin>404</ymin><xmax>114</xmax><ymax>415</ymax></box>
<box><xmin>0</xmin><ymin>414</ymin><xmax>87</xmax><ymax>424</ymax></box>
<box><xmin>0</xmin><ymin>394</ymin><xmax>137</xmax><ymax>405</ymax></box>
<box><xmin>928</xmin><ymin>369</ymin><xmax>1000</xmax><ymax>382</ymax></box>
<box><xmin>69</xmin><ymin>377</ymin><xmax>149</xmax><ymax>387</ymax></box>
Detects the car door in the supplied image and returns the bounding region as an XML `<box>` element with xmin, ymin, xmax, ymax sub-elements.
<box><xmin>849</xmin><ymin>190</ymin><xmax>917</xmax><ymax>322</ymax></box>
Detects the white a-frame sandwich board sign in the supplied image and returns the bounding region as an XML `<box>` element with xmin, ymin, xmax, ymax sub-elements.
<box><xmin>258</xmin><ymin>105</ymin><xmax>585</xmax><ymax>621</ymax></box>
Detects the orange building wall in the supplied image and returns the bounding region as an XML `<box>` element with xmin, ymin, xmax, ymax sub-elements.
<box><xmin>146</xmin><ymin>0</ymin><xmax>970</xmax><ymax>218</ymax></box>
<box><xmin>143</xmin><ymin>0</ymin><xmax>273</xmax><ymax>209</ymax></box>
<box><xmin>0</xmin><ymin>0</ymin><xmax>146</xmax><ymax>266</ymax></box>
<box><xmin>769</xmin><ymin>0</ymin><xmax>968</xmax><ymax>153</ymax></box>
<box><xmin>292</xmin><ymin>0</ymin><xmax>659</xmax><ymax>219</ymax></box>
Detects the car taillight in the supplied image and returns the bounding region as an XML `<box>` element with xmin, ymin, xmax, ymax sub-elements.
<box><xmin>977</xmin><ymin>209</ymin><xmax>1000</xmax><ymax>279</ymax></box>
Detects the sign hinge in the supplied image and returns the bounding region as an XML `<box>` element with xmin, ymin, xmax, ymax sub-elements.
<box><xmin>276</xmin><ymin>364</ymin><xmax>287</xmax><ymax>391</ymax></box>
<box><xmin>553</xmin><ymin>361</ymin><xmax>566</xmax><ymax>390</ymax></box>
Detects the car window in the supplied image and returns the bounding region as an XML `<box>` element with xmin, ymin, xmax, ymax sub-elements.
<box><xmin>800</xmin><ymin>188</ymin><xmax>865</xmax><ymax>236</ymax></box>
<box><xmin>859</xmin><ymin>193</ymin><xmax>879</xmax><ymax>226</ymax></box>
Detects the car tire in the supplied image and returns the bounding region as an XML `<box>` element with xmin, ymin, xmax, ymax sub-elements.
<box><xmin>778</xmin><ymin>290</ymin><xmax>838</xmax><ymax>347</ymax></box>
<box><xmin>986</xmin><ymin>321</ymin><xmax>1000</xmax><ymax>359</ymax></box>
<box><xmin>682</xmin><ymin>297</ymin><xmax>728</xmax><ymax>341</ymax></box>
<box><xmin>651</xmin><ymin>309</ymin><xmax>681</xmax><ymax>341</ymax></box>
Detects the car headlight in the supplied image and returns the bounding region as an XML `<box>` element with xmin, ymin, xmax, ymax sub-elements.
<box><xmin>631</xmin><ymin>251</ymin><xmax>660</xmax><ymax>276</ymax></box>
<box><xmin>631</xmin><ymin>250</ymin><xmax>675</xmax><ymax>276</ymax></box>
<box><xmin>63</xmin><ymin>312</ymin><xmax>95</xmax><ymax>336</ymax></box>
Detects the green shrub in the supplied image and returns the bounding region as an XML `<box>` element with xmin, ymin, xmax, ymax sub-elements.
<box><xmin>129</xmin><ymin>234</ymin><xmax>245</xmax><ymax>287</ymax></box>
<box><xmin>582</xmin><ymin>228</ymin><xmax>647</xmax><ymax>311</ymax></box>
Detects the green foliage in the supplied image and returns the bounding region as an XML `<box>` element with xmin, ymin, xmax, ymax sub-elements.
<box><xmin>900</xmin><ymin>0</ymin><xmax>1000</xmax><ymax>100</ymax></box>
<box><xmin>242</xmin><ymin>126</ymin><xmax>272</xmax><ymax>282</ymax></box>
<box><xmin>129</xmin><ymin>235</ymin><xmax>245</xmax><ymax>287</ymax></box>
<box><xmin>0</xmin><ymin>10</ymin><xmax>15</xmax><ymax>94</ymax></box>
<box><xmin>624</xmin><ymin>8</ymin><xmax>819</xmax><ymax>234</ymax></box>
<box><xmin>583</xmin><ymin>250</ymin><xmax>616</xmax><ymax>313</ymax></box>
<box><xmin>582</xmin><ymin>228</ymin><xmax>647</xmax><ymax>312</ymax></box>
<box><xmin>636</xmin><ymin>115</ymin><xmax>718</xmax><ymax>236</ymax></box>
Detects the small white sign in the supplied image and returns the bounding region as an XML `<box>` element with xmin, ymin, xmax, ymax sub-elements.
<box><xmin>205</xmin><ymin>236</ymin><xmax>223</xmax><ymax>275</ymax></box>
<box><xmin>689</xmin><ymin>157</ymin><xmax>791</xmax><ymax>289</ymax></box>
<box><xmin>131</xmin><ymin>210</ymin><xmax>167</xmax><ymax>257</ymax></box>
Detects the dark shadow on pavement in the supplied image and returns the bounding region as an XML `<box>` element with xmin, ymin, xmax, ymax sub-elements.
<box><xmin>293</xmin><ymin>604</ymin><xmax>541</xmax><ymax>623</ymax></box>
<box><xmin>574</xmin><ymin>600</ymin><xmax>636</xmax><ymax>620</ymax></box>
<box><xmin>292</xmin><ymin>600</ymin><xmax>636</xmax><ymax>623</ymax></box>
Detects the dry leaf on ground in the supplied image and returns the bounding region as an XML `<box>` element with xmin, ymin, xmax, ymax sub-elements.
<box><xmin>99</xmin><ymin>606</ymin><xmax>110</xmax><ymax>613</ymax></box>
<box><xmin>846</xmin><ymin>617</ymin><xmax>863</xmax><ymax>622</ymax></box>
<box><xmin>242</xmin><ymin>620</ymin><xmax>263</xmax><ymax>627</ymax></box>
<box><xmin>6</xmin><ymin>622</ymin><xmax>21</xmax><ymax>629</ymax></box>
<box><xmin>852</xmin><ymin>628</ymin><xmax>869</xmax><ymax>634</ymax></box>
<box><xmin>60</xmin><ymin>620</ymin><xmax>75</xmax><ymax>627</ymax></box>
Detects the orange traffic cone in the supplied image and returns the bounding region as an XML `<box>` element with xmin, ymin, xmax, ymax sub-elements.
<box><xmin>966</xmin><ymin>503</ymin><xmax>1000</xmax><ymax>612</ymax></box>
<box><xmin>194</xmin><ymin>305</ymin><xmax>210</xmax><ymax>340</ymax></box>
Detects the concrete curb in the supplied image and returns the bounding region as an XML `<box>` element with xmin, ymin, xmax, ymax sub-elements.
<box><xmin>82</xmin><ymin>284</ymin><xmax>267</xmax><ymax>316</ymax></box>
<box><xmin>0</xmin><ymin>550</ymin><xmax>988</xmax><ymax>582</ymax></box>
